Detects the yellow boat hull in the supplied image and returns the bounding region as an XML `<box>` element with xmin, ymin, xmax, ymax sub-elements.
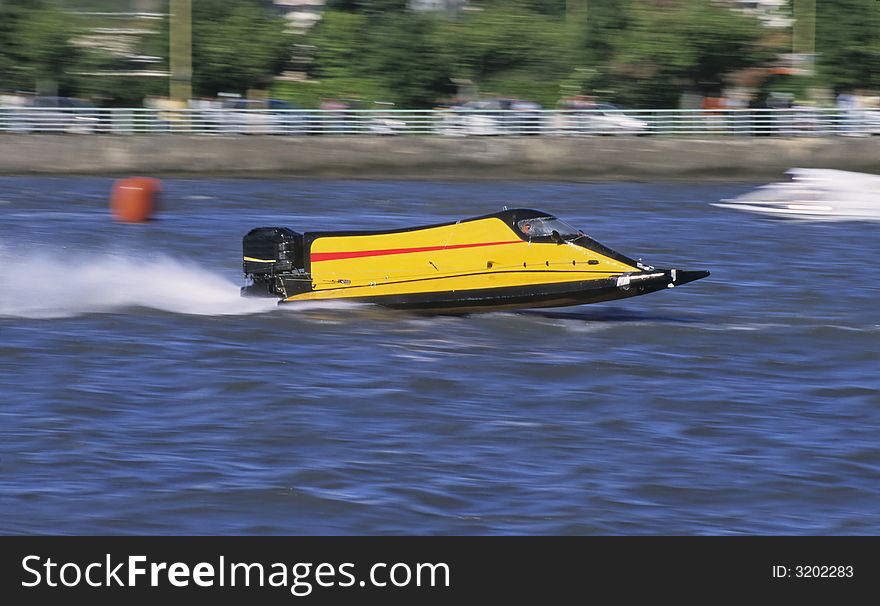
<box><xmin>241</xmin><ymin>209</ymin><xmax>709</xmax><ymax>313</ymax></box>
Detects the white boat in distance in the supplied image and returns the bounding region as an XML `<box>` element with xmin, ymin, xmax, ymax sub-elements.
<box><xmin>713</xmin><ymin>168</ymin><xmax>880</xmax><ymax>221</ymax></box>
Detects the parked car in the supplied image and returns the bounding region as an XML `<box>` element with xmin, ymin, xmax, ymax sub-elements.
<box><xmin>218</xmin><ymin>99</ymin><xmax>312</xmax><ymax>135</ymax></box>
<box><xmin>844</xmin><ymin>108</ymin><xmax>880</xmax><ymax>135</ymax></box>
<box><xmin>10</xmin><ymin>97</ymin><xmax>100</xmax><ymax>133</ymax></box>
<box><xmin>583</xmin><ymin>103</ymin><xmax>648</xmax><ymax>135</ymax></box>
<box><xmin>435</xmin><ymin>99</ymin><xmax>544</xmax><ymax>136</ymax></box>
<box><xmin>503</xmin><ymin>99</ymin><xmax>545</xmax><ymax>134</ymax></box>
<box><xmin>367</xmin><ymin>115</ymin><xmax>407</xmax><ymax>135</ymax></box>
<box><xmin>552</xmin><ymin>100</ymin><xmax>649</xmax><ymax>135</ymax></box>
<box><xmin>365</xmin><ymin>101</ymin><xmax>407</xmax><ymax>135</ymax></box>
<box><xmin>435</xmin><ymin>101</ymin><xmax>503</xmax><ymax>136</ymax></box>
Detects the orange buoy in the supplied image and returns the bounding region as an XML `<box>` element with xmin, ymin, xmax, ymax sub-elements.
<box><xmin>110</xmin><ymin>177</ymin><xmax>162</xmax><ymax>223</ymax></box>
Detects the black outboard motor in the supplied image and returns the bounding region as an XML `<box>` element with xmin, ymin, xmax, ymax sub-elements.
<box><xmin>241</xmin><ymin>227</ymin><xmax>310</xmax><ymax>298</ymax></box>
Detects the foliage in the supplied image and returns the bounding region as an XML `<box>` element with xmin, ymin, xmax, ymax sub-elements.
<box><xmin>307</xmin><ymin>8</ymin><xmax>453</xmax><ymax>107</ymax></box>
<box><xmin>325</xmin><ymin>0</ymin><xmax>409</xmax><ymax>12</ymax></box>
<box><xmin>306</xmin><ymin>0</ymin><xmax>775</xmax><ymax>108</ymax></box>
<box><xmin>309</xmin><ymin>10</ymin><xmax>371</xmax><ymax>81</ymax></box>
<box><xmin>608</xmin><ymin>0</ymin><xmax>774</xmax><ymax>107</ymax></box>
<box><xmin>435</xmin><ymin>7</ymin><xmax>571</xmax><ymax>84</ymax></box>
<box><xmin>476</xmin><ymin>0</ymin><xmax>567</xmax><ymax>16</ymax></box>
<box><xmin>366</xmin><ymin>14</ymin><xmax>454</xmax><ymax>107</ymax></box>
<box><xmin>3</xmin><ymin>0</ymin><xmax>879</xmax><ymax>108</ymax></box>
<box><xmin>815</xmin><ymin>0</ymin><xmax>880</xmax><ymax>93</ymax></box>
<box><xmin>306</xmin><ymin>3</ymin><xmax>573</xmax><ymax>107</ymax></box>
<box><xmin>0</xmin><ymin>0</ymin><xmax>86</xmax><ymax>95</ymax></box>
<box><xmin>273</xmin><ymin>77</ymin><xmax>393</xmax><ymax>109</ymax></box>
<box><xmin>191</xmin><ymin>0</ymin><xmax>293</xmax><ymax>96</ymax></box>
<box><xmin>1</xmin><ymin>0</ymin><xmax>292</xmax><ymax>103</ymax></box>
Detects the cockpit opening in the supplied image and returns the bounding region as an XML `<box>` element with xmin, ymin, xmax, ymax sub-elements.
<box><xmin>516</xmin><ymin>217</ymin><xmax>584</xmax><ymax>240</ymax></box>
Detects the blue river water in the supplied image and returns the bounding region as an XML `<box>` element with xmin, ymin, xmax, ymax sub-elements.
<box><xmin>1</xmin><ymin>177</ymin><xmax>878</xmax><ymax>535</ymax></box>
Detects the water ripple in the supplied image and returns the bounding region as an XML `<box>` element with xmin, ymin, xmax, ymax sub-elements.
<box><xmin>1</xmin><ymin>177</ymin><xmax>878</xmax><ymax>535</ymax></box>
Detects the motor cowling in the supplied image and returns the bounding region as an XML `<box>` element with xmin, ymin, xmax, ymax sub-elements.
<box><xmin>242</xmin><ymin>227</ymin><xmax>308</xmax><ymax>298</ymax></box>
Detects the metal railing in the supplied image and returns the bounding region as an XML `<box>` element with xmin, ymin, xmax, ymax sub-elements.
<box><xmin>1</xmin><ymin>107</ymin><xmax>878</xmax><ymax>137</ymax></box>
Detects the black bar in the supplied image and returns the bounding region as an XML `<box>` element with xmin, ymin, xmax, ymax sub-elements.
<box><xmin>1</xmin><ymin>536</ymin><xmax>877</xmax><ymax>603</ymax></box>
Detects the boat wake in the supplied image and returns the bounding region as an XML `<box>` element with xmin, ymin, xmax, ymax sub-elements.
<box><xmin>0</xmin><ymin>244</ymin><xmax>278</xmax><ymax>319</ymax></box>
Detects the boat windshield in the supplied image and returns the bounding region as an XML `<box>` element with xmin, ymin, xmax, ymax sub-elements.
<box><xmin>517</xmin><ymin>217</ymin><xmax>583</xmax><ymax>239</ymax></box>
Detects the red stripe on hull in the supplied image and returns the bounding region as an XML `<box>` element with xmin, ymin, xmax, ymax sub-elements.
<box><xmin>311</xmin><ymin>240</ymin><xmax>524</xmax><ymax>262</ymax></box>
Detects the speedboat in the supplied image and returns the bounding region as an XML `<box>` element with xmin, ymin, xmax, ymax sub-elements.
<box><xmin>241</xmin><ymin>209</ymin><xmax>709</xmax><ymax>313</ymax></box>
<box><xmin>713</xmin><ymin>168</ymin><xmax>880</xmax><ymax>221</ymax></box>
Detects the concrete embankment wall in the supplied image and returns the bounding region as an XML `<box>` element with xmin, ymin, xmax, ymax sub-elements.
<box><xmin>0</xmin><ymin>135</ymin><xmax>878</xmax><ymax>180</ymax></box>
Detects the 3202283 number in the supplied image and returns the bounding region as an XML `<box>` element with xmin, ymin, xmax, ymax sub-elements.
<box><xmin>795</xmin><ymin>565</ymin><xmax>854</xmax><ymax>578</ymax></box>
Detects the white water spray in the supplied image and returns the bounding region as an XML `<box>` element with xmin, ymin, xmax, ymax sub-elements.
<box><xmin>0</xmin><ymin>245</ymin><xmax>279</xmax><ymax>319</ymax></box>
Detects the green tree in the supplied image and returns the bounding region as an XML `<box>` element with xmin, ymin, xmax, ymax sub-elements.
<box><xmin>815</xmin><ymin>0</ymin><xmax>880</xmax><ymax>93</ymax></box>
<box><xmin>307</xmin><ymin>3</ymin><xmax>574</xmax><ymax>107</ymax></box>
<box><xmin>301</xmin><ymin>0</ymin><xmax>827</xmax><ymax>109</ymax></box>
<box><xmin>609</xmin><ymin>0</ymin><xmax>773</xmax><ymax>107</ymax></box>
<box><xmin>191</xmin><ymin>0</ymin><xmax>293</xmax><ymax>96</ymax></box>
<box><xmin>0</xmin><ymin>0</ymin><xmax>85</xmax><ymax>95</ymax></box>
<box><xmin>574</xmin><ymin>0</ymin><xmax>633</xmax><ymax>67</ymax></box>
<box><xmin>427</xmin><ymin>5</ymin><xmax>574</xmax><ymax>105</ymax></box>
<box><xmin>477</xmin><ymin>0</ymin><xmax>567</xmax><ymax>16</ymax></box>
<box><xmin>307</xmin><ymin>7</ymin><xmax>452</xmax><ymax>106</ymax></box>
<box><xmin>309</xmin><ymin>10</ymin><xmax>371</xmax><ymax>80</ymax></box>
<box><xmin>367</xmin><ymin>13</ymin><xmax>453</xmax><ymax>106</ymax></box>
<box><xmin>325</xmin><ymin>0</ymin><xmax>409</xmax><ymax>12</ymax></box>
